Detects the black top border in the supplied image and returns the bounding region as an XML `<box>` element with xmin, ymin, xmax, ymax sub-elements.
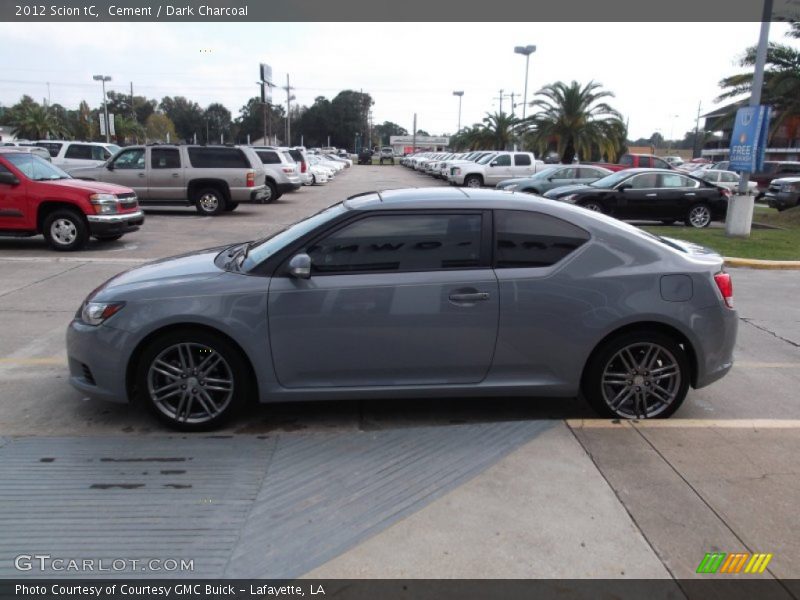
<box><xmin>0</xmin><ymin>0</ymin><xmax>798</xmax><ymax>22</ymax></box>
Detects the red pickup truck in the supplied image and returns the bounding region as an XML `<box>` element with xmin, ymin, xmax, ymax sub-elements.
<box><xmin>0</xmin><ymin>148</ymin><xmax>143</xmax><ymax>251</ymax></box>
<box><xmin>590</xmin><ymin>153</ymin><xmax>674</xmax><ymax>172</ymax></box>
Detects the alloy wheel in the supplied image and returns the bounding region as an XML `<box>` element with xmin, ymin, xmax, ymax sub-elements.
<box><xmin>199</xmin><ymin>193</ymin><xmax>219</xmax><ymax>213</ymax></box>
<box><xmin>600</xmin><ymin>342</ymin><xmax>681</xmax><ymax>418</ymax></box>
<box><xmin>50</xmin><ymin>218</ymin><xmax>78</xmax><ymax>246</ymax></box>
<box><xmin>147</xmin><ymin>343</ymin><xmax>234</xmax><ymax>425</ymax></box>
<box><xmin>688</xmin><ymin>205</ymin><xmax>711</xmax><ymax>228</ymax></box>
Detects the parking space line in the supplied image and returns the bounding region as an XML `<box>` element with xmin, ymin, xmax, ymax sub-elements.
<box><xmin>0</xmin><ymin>357</ymin><xmax>65</xmax><ymax>365</ymax></box>
<box><xmin>567</xmin><ymin>419</ymin><xmax>800</xmax><ymax>429</ymax></box>
<box><xmin>0</xmin><ymin>256</ymin><xmax>148</xmax><ymax>264</ymax></box>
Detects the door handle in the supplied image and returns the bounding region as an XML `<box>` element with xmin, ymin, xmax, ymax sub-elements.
<box><xmin>449</xmin><ymin>292</ymin><xmax>490</xmax><ymax>302</ymax></box>
<box><xmin>138</xmin><ymin>173</ymin><xmax>145</xmax><ymax>178</ymax></box>
<box><xmin>645</xmin><ymin>193</ymin><xmax>657</xmax><ymax>197</ymax></box>
<box><xmin>685</xmin><ymin>192</ymin><xmax>696</xmax><ymax>196</ymax></box>
<box><xmin>172</xmin><ymin>173</ymin><xmax>180</xmax><ymax>178</ymax></box>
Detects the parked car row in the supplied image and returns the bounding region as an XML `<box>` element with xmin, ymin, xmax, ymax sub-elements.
<box><xmin>0</xmin><ymin>143</ymin><xmax>351</xmax><ymax>251</ymax></box>
<box><xmin>402</xmin><ymin>150</ymin><xmax>547</xmax><ymax>187</ymax></box>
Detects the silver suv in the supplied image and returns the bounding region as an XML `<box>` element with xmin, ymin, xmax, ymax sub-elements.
<box><xmin>70</xmin><ymin>145</ymin><xmax>270</xmax><ymax>215</ymax></box>
<box><xmin>250</xmin><ymin>146</ymin><xmax>303</xmax><ymax>200</ymax></box>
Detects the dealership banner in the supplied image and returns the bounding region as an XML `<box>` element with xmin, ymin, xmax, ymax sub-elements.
<box><xmin>729</xmin><ymin>105</ymin><xmax>771</xmax><ymax>173</ymax></box>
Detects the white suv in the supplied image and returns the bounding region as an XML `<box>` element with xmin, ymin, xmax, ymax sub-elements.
<box><xmin>449</xmin><ymin>151</ymin><xmax>539</xmax><ymax>187</ymax></box>
<box><xmin>35</xmin><ymin>141</ymin><xmax>121</xmax><ymax>171</ymax></box>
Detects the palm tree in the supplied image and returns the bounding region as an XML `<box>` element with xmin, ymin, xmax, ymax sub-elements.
<box><xmin>521</xmin><ymin>80</ymin><xmax>626</xmax><ymax>164</ymax></box>
<box><xmin>449</xmin><ymin>112</ymin><xmax>521</xmax><ymax>151</ymax></box>
<box><xmin>717</xmin><ymin>23</ymin><xmax>800</xmax><ymax>138</ymax></box>
<box><xmin>12</xmin><ymin>103</ymin><xmax>68</xmax><ymax>140</ymax></box>
<box><xmin>113</xmin><ymin>115</ymin><xmax>145</xmax><ymax>144</ymax></box>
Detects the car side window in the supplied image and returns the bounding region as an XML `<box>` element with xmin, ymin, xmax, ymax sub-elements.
<box><xmin>638</xmin><ymin>156</ymin><xmax>652</xmax><ymax>168</ymax></box>
<box><xmin>64</xmin><ymin>144</ymin><xmax>93</xmax><ymax>160</ymax></box>
<box><xmin>493</xmin><ymin>155</ymin><xmax>511</xmax><ymax>167</ymax></box>
<box><xmin>619</xmin><ymin>155</ymin><xmax>634</xmax><ymax>166</ymax></box>
<box><xmin>151</xmin><ymin>148</ymin><xmax>181</xmax><ymax>169</ymax></box>
<box><xmin>629</xmin><ymin>174</ymin><xmax>659</xmax><ymax>189</ymax></box>
<box><xmin>495</xmin><ymin>210</ymin><xmax>589</xmax><ymax>268</ymax></box>
<box><xmin>554</xmin><ymin>168</ymin><xmax>576</xmax><ymax>179</ymax></box>
<box><xmin>257</xmin><ymin>151</ymin><xmax>281</xmax><ymax>164</ymax></box>
<box><xmin>305</xmin><ymin>213</ymin><xmax>483</xmax><ymax>274</ymax></box>
<box><xmin>660</xmin><ymin>173</ymin><xmax>688</xmax><ymax>188</ymax></box>
<box><xmin>94</xmin><ymin>146</ymin><xmax>110</xmax><ymax>160</ymax></box>
<box><xmin>35</xmin><ymin>142</ymin><xmax>62</xmax><ymax>157</ymax></box>
<box><xmin>113</xmin><ymin>148</ymin><xmax>146</xmax><ymax>170</ymax></box>
<box><xmin>514</xmin><ymin>154</ymin><xmax>531</xmax><ymax>166</ymax></box>
<box><xmin>653</xmin><ymin>158</ymin><xmax>670</xmax><ymax>169</ymax></box>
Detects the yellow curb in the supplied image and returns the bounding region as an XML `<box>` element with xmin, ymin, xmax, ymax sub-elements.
<box><xmin>724</xmin><ymin>257</ymin><xmax>800</xmax><ymax>269</ymax></box>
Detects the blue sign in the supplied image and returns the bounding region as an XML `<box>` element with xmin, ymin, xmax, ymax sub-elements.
<box><xmin>729</xmin><ymin>105</ymin><xmax>771</xmax><ymax>172</ymax></box>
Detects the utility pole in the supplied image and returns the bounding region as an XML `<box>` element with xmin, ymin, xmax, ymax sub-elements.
<box><xmin>284</xmin><ymin>74</ymin><xmax>294</xmax><ymax>145</ymax></box>
<box><xmin>692</xmin><ymin>102</ymin><xmax>702</xmax><ymax>158</ymax></box>
<box><xmin>514</xmin><ymin>45</ymin><xmax>536</xmax><ymax>120</ymax></box>
<box><xmin>130</xmin><ymin>82</ymin><xmax>135</xmax><ymax>121</ymax></box>
<box><xmin>498</xmin><ymin>89</ymin><xmax>504</xmax><ymax>114</ymax></box>
<box><xmin>452</xmin><ymin>91</ymin><xmax>464</xmax><ymax>132</ymax></box>
<box><xmin>412</xmin><ymin>113</ymin><xmax>417</xmax><ymax>153</ymax></box>
<box><xmin>510</xmin><ymin>92</ymin><xmax>517</xmax><ymax>118</ymax></box>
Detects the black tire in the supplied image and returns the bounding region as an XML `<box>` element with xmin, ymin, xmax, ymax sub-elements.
<box><xmin>685</xmin><ymin>203</ymin><xmax>712</xmax><ymax>228</ymax></box>
<box><xmin>194</xmin><ymin>187</ymin><xmax>226</xmax><ymax>216</ymax></box>
<box><xmin>94</xmin><ymin>234</ymin><xmax>124</xmax><ymax>242</ymax></box>
<box><xmin>42</xmin><ymin>208</ymin><xmax>90</xmax><ymax>251</ymax></box>
<box><xmin>311</xmin><ymin>174</ymin><xmax>317</xmax><ymax>185</ymax></box>
<box><xmin>224</xmin><ymin>202</ymin><xmax>239</xmax><ymax>212</ymax></box>
<box><xmin>579</xmin><ymin>200</ymin><xmax>604</xmax><ymax>214</ymax></box>
<box><xmin>264</xmin><ymin>180</ymin><xmax>278</xmax><ymax>204</ymax></box>
<box><xmin>660</xmin><ymin>219</ymin><xmax>676</xmax><ymax>226</ymax></box>
<box><xmin>582</xmin><ymin>329</ymin><xmax>690</xmax><ymax>420</ymax></box>
<box><xmin>135</xmin><ymin>328</ymin><xmax>249</xmax><ymax>431</ymax></box>
<box><xmin>464</xmin><ymin>174</ymin><xmax>483</xmax><ymax>188</ymax></box>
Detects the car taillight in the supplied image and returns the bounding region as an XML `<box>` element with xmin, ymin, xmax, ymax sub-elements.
<box><xmin>714</xmin><ymin>272</ymin><xmax>733</xmax><ymax>308</ymax></box>
<box><xmin>721</xmin><ymin>187</ymin><xmax>731</xmax><ymax>198</ymax></box>
<box><xmin>300</xmin><ymin>161</ymin><xmax>307</xmax><ymax>173</ymax></box>
<box><xmin>246</xmin><ymin>171</ymin><xmax>255</xmax><ymax>187</ymax></box>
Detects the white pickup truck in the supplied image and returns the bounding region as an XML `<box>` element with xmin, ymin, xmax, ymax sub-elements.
<box><xmin>448</xmin><ymin>151</ymin><xmax>541</xmax><ymax>187</ymax></box>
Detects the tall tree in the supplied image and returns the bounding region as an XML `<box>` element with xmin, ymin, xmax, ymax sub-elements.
<box><xmin>373</xmin><ymin>121</ymin><xmax>408</xmax><ymax>145</ymax></box>
<box><xmin>105</xmin><ymin>90</ymin><xmax>157</xmax><ymax>125</ymax></box>
<box><xmin>232</xmin><ymin>97</ymin><xmax>285</xmax><ymax>144</ymax></box>
<box><xmin>522</xmin><ymin>80</ymin><xmax>627</xmax><ymax>163</ymax></box>
<box><xmin>145</xmin><ymin>113</ymin><xmax>178</xmax><ymax>142</ymax></box>
<box><xmin>204</xmin><ymin>102</ymin><xmax>232</xmax><ymax>143</ymax></box>
<box><xmin>11</xmin><ymin>102</ymin><xmax>68</xmax><ymax>140</ymax></box>
<box><xmin>159</xmin><ymin>96</ymin><xmax>204</xmax><ymax>142</ymax></box>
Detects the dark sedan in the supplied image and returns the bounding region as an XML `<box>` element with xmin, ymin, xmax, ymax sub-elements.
<box><xmin>543</xmin><ymin>168</ymin><xmax>730</xmax><ymax>228</ymax></box>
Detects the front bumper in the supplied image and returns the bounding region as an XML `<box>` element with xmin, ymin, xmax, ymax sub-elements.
<box><xmin>87</xmin><ymin>210</ymin><xmax>144</xmax><ymax>236</ymax></box>
<box><xmin>765</xmin><ymin>191</ymin><xmax>800</xmax><ymax>210</ymax></box>
<box><xmin>67</xmin><ymin>319</ymin><xmax>133</xmax><ymax>403</ymax></box>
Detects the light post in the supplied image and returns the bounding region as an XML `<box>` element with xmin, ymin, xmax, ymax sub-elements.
<box><xmin>514</xmin><ymin>45</ymin><xmax>536</xmax><ymax>120</ymax></box>
<box><xmin>92</xmin><ymin>75</ymin><xmax>111</xmax><ymax>143</ymax></box>
<box><xmin>452</xmin><ymin>91</ymin><xmax>464</xmax><ymax>133</ymax></box>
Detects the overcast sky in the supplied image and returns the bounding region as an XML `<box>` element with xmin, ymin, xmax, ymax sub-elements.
<box><xmin>0</xmin><ymin>21</ymin><xmax>794</xmax><ymax>140</ymax></box>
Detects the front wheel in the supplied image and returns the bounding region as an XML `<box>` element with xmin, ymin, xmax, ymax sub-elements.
<box><xmin>43</xmin><ymin>209</ymin><xmax>89</xmax><ymax>251</ymax></box>
<box><xmin>580</xmin><ymin>201</ymin><xmax>604</xmax><ymax>213</ymax></box>
<box><xmin>194</xmin><ymin>188</ymin><xmax>226</xmax><ymax>216</ymax></box>
<box><xmin>464</xmin><ymin>175</ymin><xmax>482</xmax><ymax>188</ymax></box>
<box><xmin>686</xmin><ymin>203</ymin><xmax>712</xmax><ymax>228</ymax></box>
<box><xmin>136</xmin><ymin>329</ymin><xmax>248</xmax><ymax>431</ymax></box>
<box><xmin>582</xmin><ymin>330</ymin><xmax>690</xmax><ymax>419</ymax></box>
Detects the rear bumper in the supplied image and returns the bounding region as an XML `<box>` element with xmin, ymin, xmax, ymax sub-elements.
<box><xmin>87</xmin><ymin>210</ymin><xmax>144</xmax><ymax>236</ymax></box>
<box><xmin>693</xmin><ymin>304</ymin><xmax>738</xmax><ymax>389</ymax></box>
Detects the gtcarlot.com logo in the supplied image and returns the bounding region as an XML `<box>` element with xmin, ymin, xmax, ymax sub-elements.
<box><xmin>696</xmin><ymin>552</ymin><xmax>773</xmax><ymax>574</ymax></box>
<box><xmin>14</xmin><ymin>554</ymin><xmax>194</xmax><ymax>573</ymax></box>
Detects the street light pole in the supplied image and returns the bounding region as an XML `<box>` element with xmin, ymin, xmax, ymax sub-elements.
<box><xmin>452</xmin><ymin>91</ymin><xmax>464</xmax><ymax>132</ymax></box>
<box><xmin>93</xmin><ymin>75</ymin><xmax>111</xmax><ymax>143</ymax></box>
<box><xmin>514</xmin><ymin>45</ymin><xmax>536</xmax><ymax>120</ymax></box>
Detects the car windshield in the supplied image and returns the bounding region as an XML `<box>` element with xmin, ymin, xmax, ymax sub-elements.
<box><xmin>107</xmin><ymin>144</ymin><xmax>121</xmax><ymax>155</ymax></box>
<box><xmin>590</xmin><ymin>170</ymin><xmax>633</xmax><ymax>188</ymax></box>
<box><xmin>476</xmin><ymin>154</ymin><xmax>497</xmax><ymax>165</ymax></box>
<box><xmin>241</xmin><ymin>202</ymin><xmax>348</xmax><ymax>271</ymax></box>
<box><xmin>532</xmin><ymin>167</ymin><xmax>559</xmax><ymax>178</ymax></box>
<box><xmin>4</xmin><ymin>153</ymin><xmax>71</xmax><ymax>180</ymax></box>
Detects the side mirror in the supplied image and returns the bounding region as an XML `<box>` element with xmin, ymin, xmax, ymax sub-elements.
<box><xmin>617</xmin><ymin>183</ymin><xmax>632</xmax><ymax>192</ymax></box>
<box><xmin>490</xmin><ymin>160</ymin><xmax>498</xmax><ymax>167</ymax></box>
<box><xmin>0</xmin><ymin>171</ymin><xmax>19</xmax><ymax>185</ymax></box>
<box><xmin>288</xmin><ymin>253</ymin><xmax>311</xmax><ymax>279</ymax></box>
<box><xmin>106</xmin><ymin>162</ymin><xmax>114</xmax><ymax>171</ymax></box>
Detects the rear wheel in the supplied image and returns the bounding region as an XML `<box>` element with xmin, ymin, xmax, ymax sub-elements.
<box><xmin>194</xmin><ymin>188</ymin><xmax>226</xmax><ymax>216</ymax></box>
<box><xmin>464</xmin><ymin>174</ymin><xmax>483</xmax><ymax>188</ymax></box>
<box><xmin>136</xmin><ymin>329</ymin><xmax>248</xmax><ymax>431</ymax></box>
<box><xmin>582</xmin><ymin>329</ymin><xmax>690</xmax><ymax>419</ymax></box>
<box><xmin>264</xmin><ymin>181</ymin><xmax>277</xmax><ymax>204</ymax></box>
<box><xmin>686</xmin><ymin>203</ymin><xmax>712</xmax><ymax>228</ymax></box>
<box><xmin>42</xmin><ymin>209</ymin><xmax>89</xmax><ymax>251</ymax></box>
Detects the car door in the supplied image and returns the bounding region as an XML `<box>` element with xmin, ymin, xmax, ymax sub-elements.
<box><xmin>0</xmin><ymin>161</ymin><xmax>28</xmax><ymax>230</ymax></box>
<box><xmin>545</xmin><ymin>167</ymin><xmax>578</xmax><ymax>192</ymax></box>
<box><xmin>147</xmin><ymin>147</ymin><xmax>183</xmax><ymax>200</ymax></box>
<box><xmin>512</xmin><ymin>153</ymin><xmax>535</xmax><ymax>178</ymax></box>
<box><xmin>616</xmin><ymin>172</ymin><xmax>660</xmax><ymax>219</ymax></box>
<box><xmin>659</xmin><ymin>173</ymin><xmax>702</xmax><ymax>218</ymax></box>
<box><xmin>485</xmin><ymin>154</ymin><xmax>513</xmax><ymax>184</ymax></box>
<box><xmin>267</xmin><ymin>211</ymin><xmax>499</xmax><ymax>388</ymax></box>
<box><xmin>103</xmin><ymin>147</ymin><xmax>147</xmax><ymax>197</ymax></box>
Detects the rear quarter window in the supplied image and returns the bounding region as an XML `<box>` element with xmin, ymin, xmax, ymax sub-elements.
<box><xmin>495</xmin><ymin>210</ymin><xmax>590</xmax><ymax>268</ymax></box>
<box><xmin>187</xmin><ymin>147</ymin><xmax>249</xmax><ymax>168</ymax></box>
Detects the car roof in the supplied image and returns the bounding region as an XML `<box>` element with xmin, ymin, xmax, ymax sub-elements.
<box><xmin>343</xmin><ymin>186</ymin><xmax>562</xmax><ymax>210</ymax></box>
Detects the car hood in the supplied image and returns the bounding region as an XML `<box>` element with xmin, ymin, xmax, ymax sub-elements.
<box><xmin>94</xmin><ymin>248</ymin><xmax>226</xmax><ymax>299</ymax></box>
<box><xmin>543</xmin><ymin>183</ymin><xmax>592</xmax><ymax>198</ymax></box>
<box><xmin>45</xmin><ymin>177</ymin><xmax>134</xmax><ymax>195</ymax></box>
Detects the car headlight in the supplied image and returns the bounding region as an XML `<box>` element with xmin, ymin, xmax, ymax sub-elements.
<box><xmin>89</xmin><ymin>193</ymin><xmax>120</xmax><ymax>215</ymax></box>
<box><xmin>562</xmin><ymin>194</ymin><xmax>578</xmax><ymax>203</ymax></box>
<box><xmin>506</xmin><ymin>184</ymin><xmax>519</xmax><ymax>191</ymax></box>
<box><xmin>80</xmin><ymin>301</ymin><xmax>125</xmax><ymax>326</ymax></box>
<box><xmin>781</xmin><ymin>183</ymin><xmax>800</xmax><ymax>193</ymax></box>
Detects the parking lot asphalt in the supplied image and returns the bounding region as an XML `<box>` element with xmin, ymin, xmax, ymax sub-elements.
<box><xmin>0</xmin><ymin>164</ymin><xmax>798</xmax><ymax>583</ymax></box>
